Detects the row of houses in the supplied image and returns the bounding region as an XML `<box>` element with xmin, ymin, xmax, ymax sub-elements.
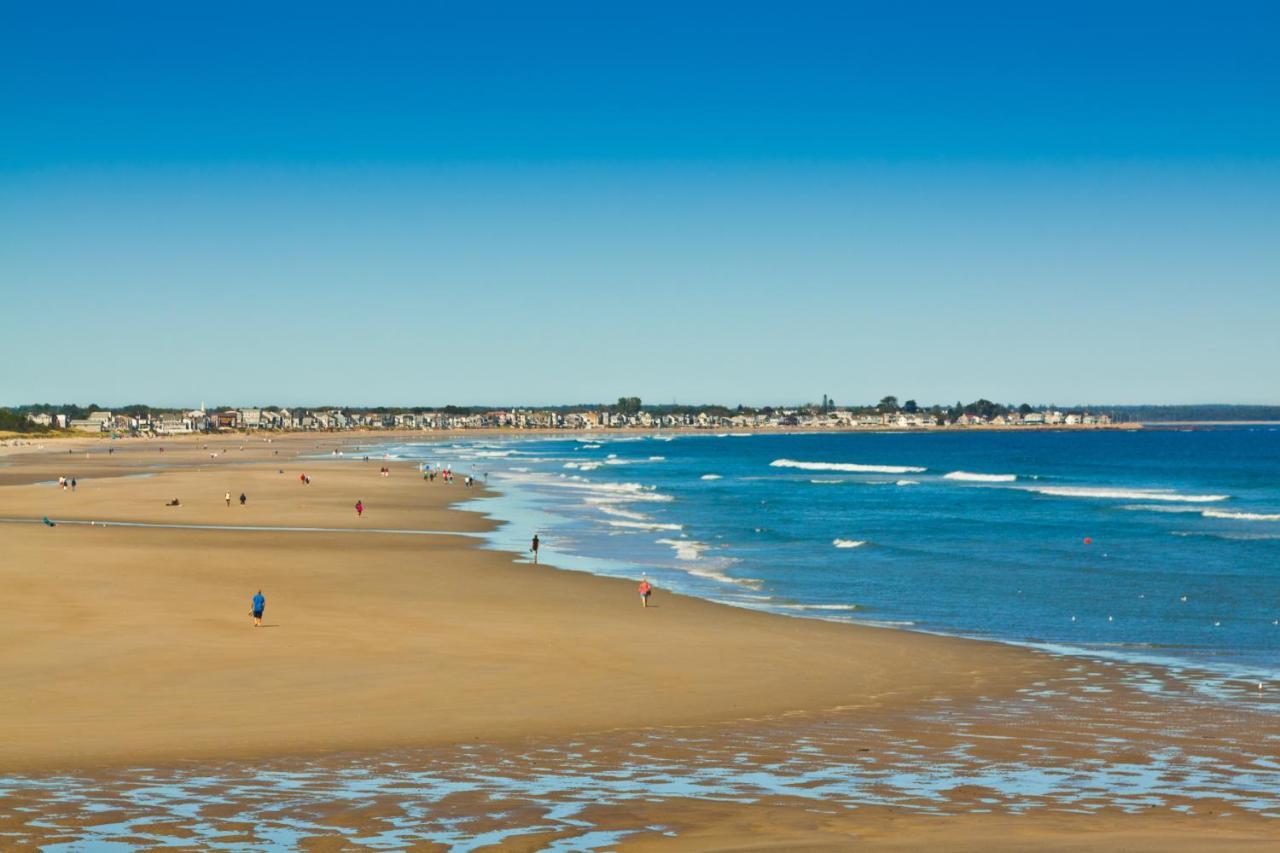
<box><xmin>29</xmin><ymin>407</ymin><xmax>1113</xmax><ymax>435</ymax></box>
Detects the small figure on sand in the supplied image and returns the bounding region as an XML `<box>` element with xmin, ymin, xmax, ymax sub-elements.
<box><xmin>530</xmin><ymin>534</ymin><xmax>540</xmax><ymax>564</ymax></box>
<box><xmin>355</xmin><ymin>499</ymin><xmax>364</xmax><ymax>517</ymax></box>
<box><xmin>638</xmin><ymin>576</ymin><xmax>653</xmax><ymax>607</ymax></box>
<box><xmin>239</xmin><ymin>492</ymin><xmax>247</xmax><ymax>506</ymax></box>
<box><xmin>166</xmin><ymin>498</ymin><xmax>181</xmax><ymax>507</ymax></box>
<box><xmin>70</xmin><ymin>478</ymin><xmax>76</xmax><ymax>492</ymax></box>
<box><xmin>225</xmin><ymin>491</ymin><xmax>231</xmax><ymax>506</ymax></box>
<box><xmin>251</xmin><ymin>589</ymin><xmax>265</xmax><ymax>627</ymax></box>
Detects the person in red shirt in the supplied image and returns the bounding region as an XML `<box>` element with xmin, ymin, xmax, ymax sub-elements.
<box><xmin>638</xmin><ymin>576</ymin><xmax>653</xmax><ymax>608</ymax></box>
<box><xmin>355</xmin><ymin>499</ymin><xmax>364</xmax><ymax>517</ymax></box>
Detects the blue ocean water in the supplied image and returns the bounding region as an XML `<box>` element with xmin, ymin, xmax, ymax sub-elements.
<box><xmin>380</xmin><ymin>428</ymin><xmax>1279</xmax><ymax>681</ymax></box>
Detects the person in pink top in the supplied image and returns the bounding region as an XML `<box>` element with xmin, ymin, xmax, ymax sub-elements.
<box><xmin>638</xmin><ymin>576</ymin><xmax>653</xmax><ymax>607</ymax></box>
<box><xmin>355</xmin><ymin>499</ymin><xmax>364</xmax><ymax>517</ymax></box>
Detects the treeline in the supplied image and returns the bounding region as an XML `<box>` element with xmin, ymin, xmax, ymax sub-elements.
<box><xmin>1090</xmin><ymin>405</ymin><xmax>1280</xmax><ymax>422</ymax></box>
<box><xmin>0</xmin><ymin>408</ymin><xmax>53</xmax><ymax>433</ymax></box>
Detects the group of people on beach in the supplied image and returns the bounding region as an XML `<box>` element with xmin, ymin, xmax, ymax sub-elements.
<box><xmin>224</xmin><ymin>491</ymin><xmax>247</xmax><ymax>506</ymax></box>
<box><xmin>56</xmin><ymin>476</ymin><xmax>77</xmax><ymax>491</ymax></box>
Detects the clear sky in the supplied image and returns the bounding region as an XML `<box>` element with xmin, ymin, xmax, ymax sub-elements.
<box><xmin>2</xmin><ymin>1</ymin><xmax>1277</xmax><ymax>408</ymax></box>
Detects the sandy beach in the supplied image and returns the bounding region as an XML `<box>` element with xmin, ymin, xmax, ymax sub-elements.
<box><xmin>1</xmin><ymin>433</ymin><xmax>1276</xmax><ymax>850</ymax></box>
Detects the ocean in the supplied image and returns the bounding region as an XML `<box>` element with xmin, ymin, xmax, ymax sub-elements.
<box><xmin>377</xmin><ymin>427</ymin><xmax>1279</xmax><ymax>683</ymax></box>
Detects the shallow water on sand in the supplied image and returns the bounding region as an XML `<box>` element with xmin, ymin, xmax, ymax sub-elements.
<box><xmin>377</xmin><ymin>428</ymin><xmax>1280</xmax><ymax>683</ymax></box>
<box><xmin>4</xmin><ymin>658</ymin><xmax>1276</xmax><ymax>851</ymax></box>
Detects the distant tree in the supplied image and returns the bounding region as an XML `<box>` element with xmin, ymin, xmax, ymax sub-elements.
<box><xmin>615</xmin><ymin>397</ymin><xmax>642</xmax><ymax>415</ymax></box>
<box><xmin>960</xmin><ymin>398</ymin><xmax>1006</xmax><ymax>420</ymax></box>
<box><xmin>1019</xmin><ymin>403</ymin><xmax>1033</xmax><ymax>416</ymax></box>
<box><xmin>903</xmin><ymin>399</ymin><xmax>918</xmax><ymax>414</ymax></box>
<box><xmin>877</xmin><ymin>395</ymin><xmax>899</xmax><ymax>413</ymax></box>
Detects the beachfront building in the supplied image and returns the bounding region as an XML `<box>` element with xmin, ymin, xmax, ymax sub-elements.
<box><xmin>68</xmin><ymin>418</ymin><xmax>105</xmax><ymax>432</ymax></box>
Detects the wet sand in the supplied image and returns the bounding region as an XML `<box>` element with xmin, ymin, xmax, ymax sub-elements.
<box><xmin>0</xmin><ymin>433</ymin><xmax>1275</xmax><ymax>849</ymax></box>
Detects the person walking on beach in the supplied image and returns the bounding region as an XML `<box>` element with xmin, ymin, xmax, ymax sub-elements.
<box><xmin>70</xmin><ymin>477</ymin><xmax>76</xmax><ymax>492</ymax></box>
<box><xmin>239</xmin><ymin>492</ymin><xmax>247</xmax><ymax>506</ymax></box>
<box><xmin>250</xmin><ymin>589</ymin><xmax>265</xmax><ymax>627</ymax></box>
<box><xmin>355</xmin><ymin>499</ymin><xmax>364</xmax><ymax>517</ymax></box>
<box><xmin>530</xmin><ymin>534</ymin><xmax>539</xmax><ymax>564</ymax></box>
<box><xmin>225</xmin><ymin>491</ymin><xmax>231</xmax><ymax>507</ymax></box>
<box><xmin>638</xmin><ymin>576</ymin><xmax>653</xmax><ymax>607</ymax></box>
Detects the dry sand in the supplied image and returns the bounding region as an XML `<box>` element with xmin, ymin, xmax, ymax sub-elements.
<box><xmin>0</xmin><ymin>433</ymin><xmax>1275</xmax><ymax>849</ymax></box>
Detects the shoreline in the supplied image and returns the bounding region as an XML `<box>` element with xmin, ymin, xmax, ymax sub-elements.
<box><xmin>380</xmin><ymin>432</ymin><xmax>1280</xmax><ymax>689</ymax></box>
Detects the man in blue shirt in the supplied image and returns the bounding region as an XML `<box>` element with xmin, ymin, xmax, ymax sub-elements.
<box><xmin>251</xmin><ymin>590</ymin><xmax>265</xmax><ymax>627</ymax></box>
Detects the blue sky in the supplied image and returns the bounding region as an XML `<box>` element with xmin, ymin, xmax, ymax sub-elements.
<box><xmin>2</xmin><ymin>1</ymin><xmax>1277</xmax><ymax>407</ymax></box>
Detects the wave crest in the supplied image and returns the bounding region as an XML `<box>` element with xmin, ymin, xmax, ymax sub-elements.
<box><xmin>772</xmin><ymin>458</ymin><xmax>926</xmax><ymax>474</ymax></box>
<box><xmin>1021</xmin><ymin>486</ymin><xmax>1228</xmax><ymax>503</ymax></box>
<box><xmin>944</xmin><ymin>471</ymin><xmax>1017</xmax><ymax>482</ymax></box>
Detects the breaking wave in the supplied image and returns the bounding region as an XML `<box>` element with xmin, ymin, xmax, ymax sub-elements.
<box><xmin>603</xmin><ymin>519</ymin><xmax>683</xmax><ymax>532</ymax></box>
<box><xmin>1202</xmin><ymin>509</ymin><xmax>1280</xmax><ymax>522</ymax></box>
<box><xmin>700</xmin><ymin>474</ymin><xmax>722</xmax><ymax>480</ymax></box>
<box><xmin>771</xmin><ymin>458</ymin><xmax>926</xmax><ymax>474</ymax></box>
<box><xmin>1021</xmin><ymin>486</ymin><xmax>1229</xmax><ymax>503</ymax></box>
<box><xmin>944</xmin><ymin>471</ymin><xmax>1018</xmax><ymax>482</ymax></box>
<box><xmin>832</xmin><ymin>539</ymin><xmax>866</xmax><ymax>549</ymax></box>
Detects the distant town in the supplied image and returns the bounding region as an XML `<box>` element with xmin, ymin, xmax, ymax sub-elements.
<box><xmin>2</xmin><ymin>397</ymin><xmax>1134</xmax><ymax>436</ymax></box>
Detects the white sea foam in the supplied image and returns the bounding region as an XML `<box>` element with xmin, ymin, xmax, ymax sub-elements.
<box><xmin>579</xmin><ymin>444</ymin><xmax>602</xmax><ymax>449</ymax></box>
<box><xmin>1121</xmin><ymin>504</ymin><xmax>1278</xmax><ymax>521</ymax></box>
<box><xmin>832</xmin><ymin>538</ymin><xmax>866</xmax><ymax>549</ymax></box>
<box><xmin>564</xmin><ymin>461</ymin><xmax>603</xmax><ymax>471</ymax></box>
<box><xmin>524</xmin><ymin>476</ymin><xmax>674</xmax><ymax>503</ymax></box>
<box><xmin>594</xmin><ymin>506</ymin><xmax>649</xmax><ymax>522</ymax></box>
<box><xmin>604</xmin><ymin>519</ymin><xmax>683</xmax><ymax>531</ymax></box>
<box><xmin>653</xmin><ymin>538</ymin><xmax>758</xmax><ymax>589</ymax></box>
<box><xmin>944</xmin><ymin>471</ymin><xmax>1018</xmax><ymax>482</ymax></box>
<box><xmin>896</xmin><ymin>479</ymin><xmax>919</xmax><ymax>486</ymax></box>
<box><xmin>700</xmin><ymin>474</ymin><xmax>723</xmax><ymax>480</ymax></box>
<box><xmin>655</xmin><ymin>537</ymin><xmax>709</xmax><ymax>560</ymax></box>
<box><xmin>1120</xmin><ymin>504</ymin><xmax>1201</xmax><ymax>514</ymax></box>
<box><xmin>648</xmin><ymin>456</ymin><xmax>665</xmax><ymax>461</ymax></box>
<box><xmin>1021</xmin><ymin>486</ymin><xmax>1229</xmax><ymax>503</ymax></box>
<box><xmin>771</xmin><ymin>458</ymin><xmax>926</xmax><ymax>474</ymax></box>
<box><xmin>809</xmin><ymin>478</ymin><xmax>843</xmax><ymax>484</ymax></box>
<box><xmin>1202</xmin><ymin>509</ymin><xmax>1280</xmax><ymax>522</ymax></box>
<box><xmin>776</xmin><ymin>603</ymin><xmax>860</xmax><ymax>611</ymax></box>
